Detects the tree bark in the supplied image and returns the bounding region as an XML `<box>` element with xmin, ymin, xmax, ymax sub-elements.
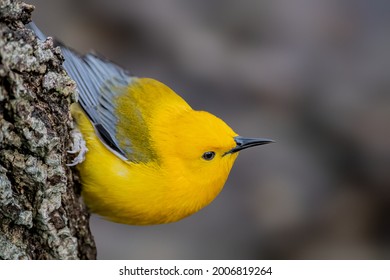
<box><xmin>0</xmin><ymin>0</ymin><xmax>96</xmax><ymax>259</ymax></box>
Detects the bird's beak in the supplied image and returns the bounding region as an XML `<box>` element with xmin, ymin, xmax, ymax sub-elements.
<box><xmin>224</xmin><ymin>136</ymin><xmax>274</xmax><ymax>155</ymax></box>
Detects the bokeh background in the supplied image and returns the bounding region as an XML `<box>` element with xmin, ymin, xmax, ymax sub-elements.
<box><xmin>29</xmin><ymin>0</ymin><xmax>390</xmax><ymax>259</ymax></box>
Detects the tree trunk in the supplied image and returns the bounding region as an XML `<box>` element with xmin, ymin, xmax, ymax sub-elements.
<box><xmin>0</xmin><ymin>0</ymin><xmax>96</xmax><ymax>259</ymax></box>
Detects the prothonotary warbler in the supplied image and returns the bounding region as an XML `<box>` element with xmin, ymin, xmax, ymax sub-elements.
<box><xmin>28</xmin><ymin>22</ymin><xmax>273</xmax><ymax>225</ymax></box>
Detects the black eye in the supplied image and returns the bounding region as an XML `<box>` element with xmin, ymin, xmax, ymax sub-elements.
<box><xmin>202</xmin><ymin>151</ymin><xmax>215</xmax><ymax>161</ymax></box>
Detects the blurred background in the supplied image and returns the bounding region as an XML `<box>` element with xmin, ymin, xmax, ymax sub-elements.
<box><xmin>29</xmin><ymin>0</ymin><xmax>390</xmax><ymax>259</ymax></box>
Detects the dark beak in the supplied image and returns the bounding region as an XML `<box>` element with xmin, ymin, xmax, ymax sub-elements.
<box><xmin>225</xmin><ymin>136</ymin><xmax>274</xmax><ymax>155</ymax></box>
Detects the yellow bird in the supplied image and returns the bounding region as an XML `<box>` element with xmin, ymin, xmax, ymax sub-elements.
<box><xmin>29</xmin><ymin>23</ymin><xmax>273</xmax><ymax>225</ymax></box>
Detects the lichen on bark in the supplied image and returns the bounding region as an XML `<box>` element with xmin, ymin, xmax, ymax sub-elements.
<box><xmin>0</xmin><ymin>0</ymin><xmax>96</xmax><ymax>259</ymax></box>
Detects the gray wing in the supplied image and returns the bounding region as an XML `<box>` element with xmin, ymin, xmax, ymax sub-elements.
<box><xmin>27</xmin><ymin>22</ymin><xmax>132</xmax><ymax>160</ymax></box>
<box><xmin>63</xmin><ymin>48</ymin><xmax>133</xmax><ymax>160</ymax></box>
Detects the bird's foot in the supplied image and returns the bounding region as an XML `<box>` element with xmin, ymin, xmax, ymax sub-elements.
<box><xmin>66</xmin><ymin>129</ymin><xmax>88</xmax><ymax>166</ymax></box>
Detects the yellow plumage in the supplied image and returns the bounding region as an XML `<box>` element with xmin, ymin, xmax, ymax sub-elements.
<box><xmin>27</xmin><ymin>22</ymin><xmax>272</xmax><ymax>225</ymax></box>
<box><xmin>72</xmin><ymin>78</ymin><xmax>240</xmax><ymax>224</ymax></box>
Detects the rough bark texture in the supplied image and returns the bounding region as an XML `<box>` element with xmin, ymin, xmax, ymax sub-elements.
<box><xmin>0</xmin><ymin>0</ymin><xmax>96</xmax><ymax>259</ymax></box>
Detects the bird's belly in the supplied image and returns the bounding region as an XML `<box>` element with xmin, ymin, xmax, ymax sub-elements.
<box><xmin>78</xmin><ymin>151</ymin><xmax>199</xmax><ymax>224</ymax></box>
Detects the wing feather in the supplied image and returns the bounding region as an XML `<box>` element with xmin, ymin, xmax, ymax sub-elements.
<box><xmin>61</xmin><ymin>48</ymin><xmax>133</xmax><ymax>160</ymax></box>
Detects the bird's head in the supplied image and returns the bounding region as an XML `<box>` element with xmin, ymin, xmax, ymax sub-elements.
<box><xmin>152</xmin><ymin>107</ymin><xmax>273</xmax><ymax>211</ymax></box>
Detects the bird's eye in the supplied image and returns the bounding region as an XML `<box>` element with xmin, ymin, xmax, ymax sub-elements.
<box><xmin>202</xmin><ymin>151</ymin><xmax>215</xmax><ymax>161</ymax></box>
